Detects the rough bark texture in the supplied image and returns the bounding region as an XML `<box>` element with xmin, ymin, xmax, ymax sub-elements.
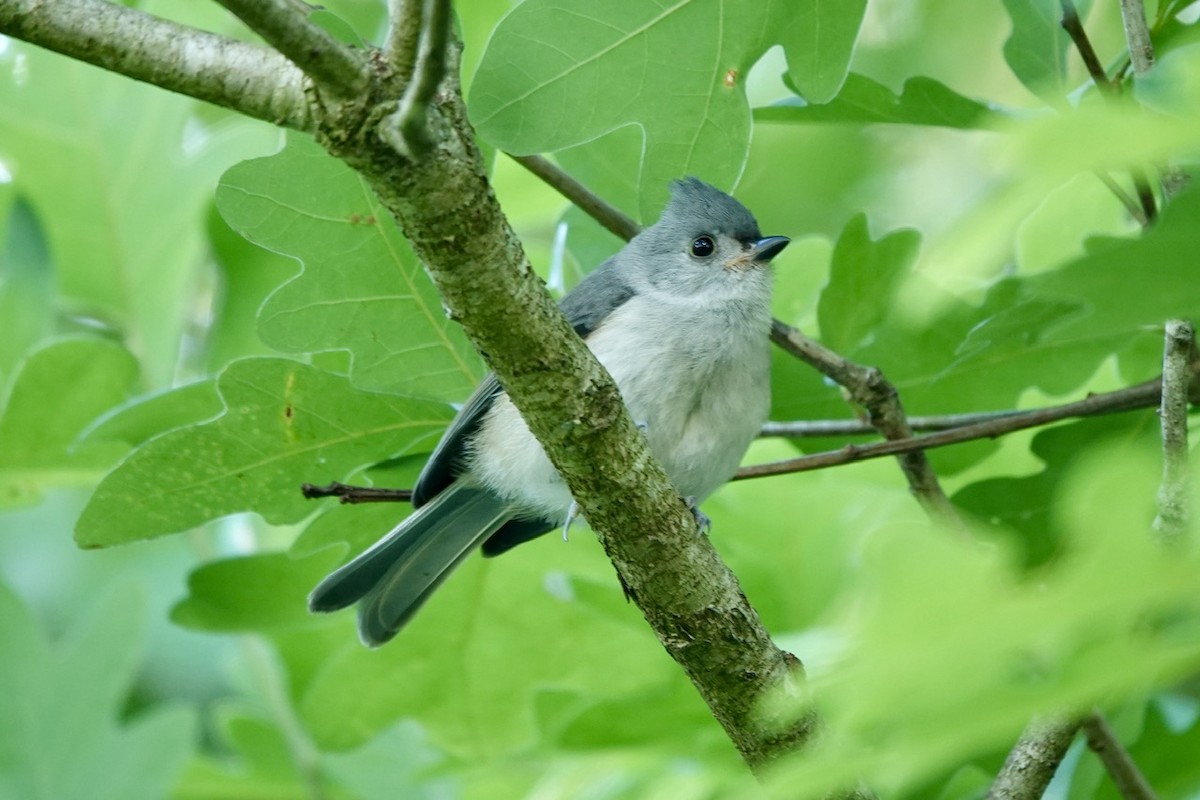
<box><xmin>311</xmin><ymin>49</ymin><xmax>811</xmax><ymax>768</ymax></box>
<box><xmin>0</xmin><ymin>0</ymin><xmax>812</xmax><ymax>770</ymax></box>
<box><xmin>988</xmin><ymin>715</ymin><xmax>1079</xmax><ymax>800</ymax></box>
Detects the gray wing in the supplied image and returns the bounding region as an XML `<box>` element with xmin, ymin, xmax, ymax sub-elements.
<box><xmin>411</xmin><ymin>256</ymin><xmax>635</xmax><ymax>507</ymax></box>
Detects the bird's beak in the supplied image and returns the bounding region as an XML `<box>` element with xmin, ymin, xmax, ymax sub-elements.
<box><xmin>750</xmin><ymin>235</ymin><xmax>790</xmax><ymax>263</ymax></box>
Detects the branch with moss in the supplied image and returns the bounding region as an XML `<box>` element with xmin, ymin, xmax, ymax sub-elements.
<box><xmin>0</xmin><ymin>0</ymin><xmax>315</xmax><ymax>130</ymax></box>
<box><xmin>0</xmin><ymin>0</ymin><xmax>811</xmax><ymax>772</ymax></box>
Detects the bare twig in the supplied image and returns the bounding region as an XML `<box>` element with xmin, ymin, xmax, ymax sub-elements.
<box><xmin>1060</xmin><ymin>0</ymin><xmax>1114</xmax><ymax>90</ymax></box>
<box><xmin>1153</xmin><ymin>319</ymin><xmax>1194</xmax><ymax>539</ymax></box>
<box><xmin>0</xmin><ymin>0</ymin><xmax>314</xmax><ymax>130</ymax></box>
<box><xmin>988</xmin><ymin>715</ymin><xmax>1080</xmax><ymax>800</ymax></box>
<box><xmin>510</xmin><ymin>154</ymin><xmax>644</xmax><ymax>240</ymax></box>
<box><xmin>1082</xmin><ymin>711</ymin><xmax>1159</xmax><ymax>800</ymax></box>
<box><xmin>769</xmin><ymin>321</ymin><xmax>960</xmax><ymax>520</ymax></box>
<box><xmin>381</xmin><ymin>0</ymin><xmax>452</xmax><ymax>157</ymax></box>
<box><xmin>1093</xmin><ymin>170</ymin><xmax>1149</xmax><ymax>226</ymax></box>
<box><xmin>302</xmin><ymin>482</ymin><xmax>413</xmax><ymax>504</ymax></box>
<box><xmin>734</xmin><ymin>370</ymin><xmax>1179</xmax><ymax>481</ymax></box>
<box><xmin>213</xmin><ymin>0</ymin><xmax>369</xmax><ymax>98</ymax></box>
<box><xmin>1119</xmin><ymin>0</ymin><xmax>1155</xmax><ymax>73</ymax></box>
<box><xmin>1059</xmin><ymin>0</ymin><xmax>1158</xmax><ymax>223</ymax></box>
<box><xmin>761</xmin><ymin>410</ymin><xmax>1026</xmax><ymax>438</ymax></box>
<box><xmin>385</xmin><ymin>0</ymin><xmax>423</xmax><ymax>79</ymax></box>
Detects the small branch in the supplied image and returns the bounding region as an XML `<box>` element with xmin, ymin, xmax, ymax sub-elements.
<box><xmin>1153</xmin><ymin>319</ymin><xmax>1194</xmax><ymax>540</ymax></box>
<box><xmin>380</xmin><ymin>0</ymin><xmax>452</xmax><ymax>158</ymax></box>
<box><xmin>385</xmin><ymin>0</ymin><xmax>423</xmax><ymax>79</ymax></box>
<box><xmin>1060</xmin><ymin>0</ymin><xmax>1114</xmax><ymax>90</ymax></box>
<box><xmin>1093</xmin><ymin>171</ymin><xmax>1149</xmax><ymax>226</ymax></box>
<box><xmin>1082</xmin><ymin>711</ymin><xmax>1159</xmax><ymax>800</ymax></box>
<box><xmin>988</xmin><ymin>714</ymin><xmax>1080</xmax><ymax>800</ymax></box>
<box><xmin>301</xmin><ymin>482</ymin><xmax>412</xmax><ymax>504</ymax></box>
<box><xmin>213</xmin><ymin>0</ymin><xmax>369</xmax><ymax>98</ymax></box>
<box><xmin>761</xmin><ymin>410</ymin><xmax>1027</xmax><ymax>438</ymax></box>
<box><xmin>1059</xmin><ymin>0</ymin><xmax>1158</xmax><ymax>223</ymax></box>
<box><xmin>0</xmin><ymin>0</ymin><xmax>314</xmax><ymax>131</ymax></box>
<box><xmin>735</xmin><ymin>369</ymin><xmax>1183</xmax><ymax>481</ymax></box>
<box><xmin>769</xmin><ymin>321</ymin><xmax>960</xmax><ymax>521</ymax></box>
<box><xmin>510</xmin><ymin>154</ymin><xmax>643</xmax><ymax>240</ymax></box>
<box><xmin>1119</xmin><ymin>0</ymin><xmax>1156</xmax><ymax>74</ymax></box>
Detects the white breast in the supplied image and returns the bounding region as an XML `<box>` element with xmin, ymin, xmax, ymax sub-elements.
<box><xmin>467</xmin><ymin>285</ymin><xmax>772</xmax><ymax>522</ymax></box>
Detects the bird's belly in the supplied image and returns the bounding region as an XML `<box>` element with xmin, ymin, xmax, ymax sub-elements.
<box><xmin>467</xmin><ymin>296</ymin><xmax>771</xmax><ymax>521</ymax></box>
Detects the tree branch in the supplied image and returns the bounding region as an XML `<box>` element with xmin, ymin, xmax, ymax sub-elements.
<box><xmin>987</xmin><ymin>714</ymin><xmax>1080</xmax><ymax>799</ymax></box>
<box><xmin>1119</xmin><ymin>0</ymin><xmax>1155</xmax><ymax>74</ymax></box>
<box><xmin>212</xmin><ymin>0</ymin><xmax>369</xmax><ymax>98</ymax></box>
<box><xmin>385</xmin><ymin>0</ymin><xmax>423</xmax><ymax>79</ymax></box>
<box><xmin>380</xmin><ymin>0</ymin><xmax>452</xmax><ymax>157</ymax></box>
<box><xmin>768</xmin><ymin>321</ymin><xmax>960</xmax><ymax>521</ymax></box>
<box><xmin>312</xmin><ymin>33</ymin><xmax>810</xmax><ymax>771</ymax></box>
<box><xmin>510</xmin><ymin>154</ymin><xmax>643</xmax><ymax>240</ymax></box>
<box><xmin>1153</xmin><ymin>319</ymin><xmax>1194</xmax><ymax>540</ymax></box>
<box><xmin>1059</xmin><ymin>0</ymin><xmax>1157</xmax><ymax>223</ymax></box>
<box><xmin>734</xmin><ymin>369</ymin><xmax>1186</xmax><ymax>481</ymax></box>
<box><xmin>0</xmin><ymin>0</ymin><xmax>314</xmax><ymax>131</ymax></box>
<box><xmin>1082</xmin><ymin>711</ymin><xmax>1159</xmax><ymax>800</ymax></box>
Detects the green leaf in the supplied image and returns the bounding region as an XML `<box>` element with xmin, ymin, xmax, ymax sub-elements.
<box><xmin>0</xmin><ymin>197</ymin><xmax>54</xmax><ymax>385</ymax></box>
<box><xmin>817</xmin><ymin>215</ymin><xmax>921</xmax><ymax>355</ymax></box>
<box><xmin>75</xmin><ymin>358</ymin><xmax>451</xmax><ymax>547</ymax></box>
<box><xmin>173</xmin><ymin>709</ymin><xmax>313</xmax><ymax>800</ymax></box>
<box><xmin>80</xmin><ymin>380</ymin><xmax>224</xmax><ymax>450</ymax></box>
<box><xmin>216</xmin><ymin>134</ymin><xmax>483</xmax><ymax>402</ymax></box>
<box><xmin>0</xmin><ymin>581</ymin><xmax>195</xmax><ymax>800</ymax></box>
<box><xmin>758</xmin><ymin>74</ymin><xmax>996</xmax><ymax>129</ymax></box>
<box><xmin>0</xmin><ymin>337</ymin><xmax>138</xmax><ymax>504</ymax></box>
<box><xmin>299</xmin><ymin>534</ymin><xmax>670</xmax><ymax>755</ymax></box>
<box><xmin>0</xmin><ymin>15</ymin><xmax>278</xmax><ymax>388</ymax></box>
<box><xmin>1001</xmin><ymin>0</ymin><xmax>1086</xmax><ymax>102</ymax></box>
<box><xmin>170</xmin><ymin>550</ymin><xmax>344</xmax><ymax>633</ymax></box>
<box><xmin>469</xmin><ymin>0</ymin><xmax>866</xmax><ymax>215</ymax></box>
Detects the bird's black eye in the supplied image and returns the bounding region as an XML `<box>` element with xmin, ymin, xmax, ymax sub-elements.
<box><xmin>691</xmin><ymin>235</ymin><xmax>715</xmax><ymax>257</ymax></box>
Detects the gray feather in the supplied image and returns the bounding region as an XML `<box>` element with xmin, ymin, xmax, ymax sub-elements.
<box><xmin>309</xmin><ymin>483</ymin><xmax>511</xmax><ymax>645</ymax></box>
<box><xmin>354</xmin><ymin>484</ymin><xmax>511</xmax><ymax>646</ymax></box>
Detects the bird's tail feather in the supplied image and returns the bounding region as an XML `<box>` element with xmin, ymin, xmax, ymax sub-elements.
<box><xmin>307</xmin><ymin>484</ymin><xmax>511</xmax><ymax>645</ymax></box>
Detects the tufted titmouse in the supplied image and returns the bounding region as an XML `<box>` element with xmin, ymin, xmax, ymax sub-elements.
<box><xmin>309</xmin><ymin>178</ymin><xmax>789</xmax><ymax>645</ymax></box>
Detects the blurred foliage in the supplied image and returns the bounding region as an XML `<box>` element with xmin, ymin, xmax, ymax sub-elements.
<box><xmin>1</xmin><ymin>0</ymin><xmax>1200</xmax><ymax>799</ymax></box>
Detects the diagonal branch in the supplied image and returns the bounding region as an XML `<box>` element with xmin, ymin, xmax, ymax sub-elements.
<box><xmin>213</xmin><ymin>0</ymin><xmax>369</xmax><ymax>98</ymax></box>
<box><xmin>988</xmin><ymin>714</ymin><xmax>1080</xmax><ymax>799</ymax></box>
<box><xmin>768</xmin><ymin>321</ymin><xmax>960</xmax><ymax>521</ymax></box>
<box><xmin>1082</xmin><ymin>711</ymin><xmax>1160</xmax><ymax>800</ymax></box>
<box><xmin>381</xmin><ymin>0</ymin><xmax>452</xmax><ymax>157</ymax></box>
<box><xmin>511</xmin><ymin>153</ymin><xmax>643</xmax><ymax>240</ymax></box>
<box><xmin>0</xmin><ymin>0</ymin><xmax>314</xmax><ymax>131</ymax></box>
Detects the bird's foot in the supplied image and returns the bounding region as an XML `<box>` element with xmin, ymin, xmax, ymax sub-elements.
<box><xmin>684</xmin><ymin>496</ymin><xmax>711</xmax><ymax>535</ymax></box>
<box><xmin>562</xmin><ymin>501</ymin><xmax>581</xmax><ymax>542</ymax></box>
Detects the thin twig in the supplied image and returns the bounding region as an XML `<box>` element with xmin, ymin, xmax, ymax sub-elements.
<box><xmin>734</xmin><ymin>370</ymin><xmax>1179</xmax><ymax>481</ymax></box>
<box><xmin>510</xmin><ymin>154</ymin><xmax>644</xmax><ymax>240</ymax></box>
<box><xmin>987</xmin><ymin>715</ymin><xmax>1081</xmax><ymax>800</ymax></box>
<box><xmin>1060</xmin><ymin>0</ymin><xmax>1114</xmax><ymax>90</ymax></box>
<box><xmin>0</xmin><ymin>0</ymin><xmax>314</xmax><ymax>131</ymax></box>
<box><xmin>302</xmin><ymin>482</ymin><xmax>413</xmax><ymax>504</ymax></box>
<box><xmin>1093</xmin><ymin>170</ymin><xmax>1149</xmax><ymax>226</ymax></box>
<box><xmin>769</xmin><ymin>321</ymin><xmax>961</xmax><ymax>521</ymax></box>
<box><xmin>381</xmin><ymin>0</ymin><xmax>452</xmax><ymax>157</ymax></box>
<box><xmin>1153</xmin><ymin>319</ymin><xmax>1194</xmax><ymax>539</ymax></box>
<box><xmin>213</xmin><ymin>0</ymin><xmax>369</xmax><ymax>98</ymax></box>
<box><xmin>760</xmin><ymin>410</ymin><xmax>1026</xmax><ymax>438</ymax></box>
<box><xmin>1059</xmin><ymin>0</ymin><xmax>1158</xmax><ymax>223</ymax></box>
<box><xmin>1119</xmin><ymin>0</ymin><xmax>1156</xmax><ymax>73</ymax></box>
<box><xmin>1082</xmin><ymin>711</ymin><xmax>1160</xmax><ymax>800</ymax></box>
<box><xmin>385</xmin><ymin>0</ymin><xmax>423</xmax><ymax>79</ymax></box>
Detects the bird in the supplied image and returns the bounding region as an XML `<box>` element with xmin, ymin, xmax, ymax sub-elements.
<box><xmin>309</xmin><ymin>178</ymin><xmax>789</xmax><ymax>646</ymax></box>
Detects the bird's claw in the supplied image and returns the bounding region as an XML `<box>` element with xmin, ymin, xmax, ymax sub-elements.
<box><xmin>562</xmin><ymin>501</ymin><xmax>581</xmax><ymax>542</ymax></box>
<box><xmin>684</xmin><ymin>496</ymin><xmax>711</xmax><ymax>535</ymax></box>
